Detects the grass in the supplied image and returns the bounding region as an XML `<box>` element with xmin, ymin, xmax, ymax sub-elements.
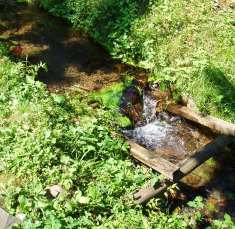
<box><xmin>37</xmin><ymin>0</ymin><xmax>235</xmax><ymax>123</ymax></box>
<box><xmin>0</xmin><ymin>42</ymin><xmax>205</xmax><ymax>228</ymax></box>
<box><xmin>1</xmin><ymin>1</ymin><xmax>235</xmax><ymax>227</ymax></box>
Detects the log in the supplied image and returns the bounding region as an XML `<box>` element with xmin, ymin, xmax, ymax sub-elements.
<box><xmin>133</xmin><ymin>179</ymin><xmax>172</xmax><ymax>204</ymax></box>
<box><xmin>167</xmin><ymin>104</ymin><xmax>235</xmax><ymax>136</ymax></box>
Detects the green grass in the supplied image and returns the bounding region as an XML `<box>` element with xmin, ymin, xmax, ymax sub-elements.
<box><xmin>0</xmin><ymin>43</ymin><xmax>205</xmax><ymax>228</ymax></box>
<box><xmin>1</xmin><ymin>1</ymin><xmax>235</xmax><ymax>227</ymax></box>
<box><xmin>37</xmin><ymin>0</ymin><xmax>235</xmax><ymax>123</ymax></box>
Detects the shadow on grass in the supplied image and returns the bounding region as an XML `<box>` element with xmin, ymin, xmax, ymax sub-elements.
<box><xmin>0</xmin><ymin>1</ymin><xmax>150</xmax><ymax>90</ymax></box>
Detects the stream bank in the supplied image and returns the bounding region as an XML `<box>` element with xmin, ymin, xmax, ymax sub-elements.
<box><xmin>0</xmin><ymin>4</ymin><xmax>138</xmax><ymax>92</ymax></box>
<box><xmin>1</xmin><ymin>3</ymin><xmax>235</xmax><ymax>225</ymax></box>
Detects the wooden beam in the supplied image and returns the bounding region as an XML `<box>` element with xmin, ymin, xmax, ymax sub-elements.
<box><xmin>130</xmin><ymin>135</ymin><xmax>233</xmax><ymax>204</ymax></box>
<box><xmin>128</xmin><ymin>140</ymin><xmax>179</xmax><ymax>180</ymax></box>
<box><xmin>173</xmin><ymin>135</ymin><xmax>233</xmax><ymax>181</ymax></box>
<box><xmin>167</xmin><ymin>104</ymin><xmax>235</xmax><ymax>136</ymax></box>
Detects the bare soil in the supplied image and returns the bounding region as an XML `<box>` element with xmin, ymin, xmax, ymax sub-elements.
<box><xmin>0</xmin><ymin>4</ymin><xmax>130</xmax><ymax>92</ymax></box>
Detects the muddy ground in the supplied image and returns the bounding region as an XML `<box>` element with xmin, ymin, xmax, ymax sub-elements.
<box><xmin>0</xmin><ymin>4</ymin><xmax>134</xmax><ymax>92</ymax></box>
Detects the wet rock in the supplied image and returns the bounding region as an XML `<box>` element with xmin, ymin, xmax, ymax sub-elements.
<box><xmin>120</xmin><ymin>84</ymin><xmax>143</xmax><ymax>124</ymax></box>
<box><xmin>120</xmin><ymin>76</ymin><xmax>148</xmax><ymax>124</ymax></box>
<box><xmin>157</xmin><ymin>112</ymin><xmax>171</xmax><ymax>121</ymax></box>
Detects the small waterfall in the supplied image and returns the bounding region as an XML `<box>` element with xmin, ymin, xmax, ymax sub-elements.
<box><xmin>123</xmin><ymin>92</ymin><xmax>201</xmax><ymax>163</ymax></box>
<box><xmin>141</xmin><ymin>92</ymin><xmax>158</xmax><ymax>124</ymax></box>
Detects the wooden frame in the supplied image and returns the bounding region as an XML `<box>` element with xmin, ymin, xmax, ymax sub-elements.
<box><xmin>130</xmin><ymin>135</ymin><xmax>233</xmax><ymax>204</ymax></box>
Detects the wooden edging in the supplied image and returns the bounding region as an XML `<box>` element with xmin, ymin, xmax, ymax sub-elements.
<box><xmin>167</xmin><ymin>104</ymin><xmax>235</xmax><ymax>136</ymax></box>
<box><xmin>128</xmin><ymin>140</ymin><xmax>179</xmax><ymax>180</ymax></box>
<box><xmin>130</xmin><ymin>135</ymin><xmax>233</xmax><ymax>204</ymax></box>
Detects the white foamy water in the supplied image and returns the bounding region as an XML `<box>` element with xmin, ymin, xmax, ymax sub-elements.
<box><xmin>125</xmin><ymin>119</ymin><xmax>174</xmax><ymax>149</ymax></box>
<box><xmin>124</xmin><ymin>93</ymin><xmax>189</xmax><ymax>161</ymax></box>
<box><xmin>141</xmin><ymin>92</ymin><xmax>158</xmax><ymax>124</ymax></box>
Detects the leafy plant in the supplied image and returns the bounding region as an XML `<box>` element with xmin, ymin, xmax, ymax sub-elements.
<box><xmin>37</xmin><ymin>0</ymin><xmax>235</xmax><ymax>123</ymax></box>
<box><xmin>0</xmin><ymin>42</ymin><xmax>198</xmax><ymax>228</ymax></box>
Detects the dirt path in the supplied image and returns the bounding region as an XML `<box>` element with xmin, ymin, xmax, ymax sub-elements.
<box><xmin>0</xmin><ymin>4</ymin><xmax>130</xmax><ymax>91</ymax></box>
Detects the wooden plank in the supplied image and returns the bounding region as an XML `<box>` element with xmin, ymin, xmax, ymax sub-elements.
<box><xmin>128</xmin><ymin>140</ymin><xmax>179</xmax><ymax>180</ymax></box>
<box><xmin>132</xmin><ymin>135</ymin><xmax>233</xmax><ymax>204</ymax></box>
<box><xmin>173</xmin><ymin>135</ymin><xmax>233</xmax><ymax>181</ymax></box>
<box><xmin>167</xmin><ymin>104</ymin><xmax>235</xmax><ymax>136</ymax></box>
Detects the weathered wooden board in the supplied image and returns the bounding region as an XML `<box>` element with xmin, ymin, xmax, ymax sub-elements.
<box><xmin>129</xmin><ymin>135</ymin><xmax>233</xmax><ymax>204</ymax></box>
<box><xmin>128</xmin><ymin>140</ymin><xmax>179</xmax><ymax>180</ymax></box>
<box><xmin>167</xmin><ymin>104</ymin><xmax>235</xmax><ymax>136</ymax></box>
<box><xmin>173</xmin><ymin>135</ymin><xmax>233</xmax><ymax>180</ymax></box>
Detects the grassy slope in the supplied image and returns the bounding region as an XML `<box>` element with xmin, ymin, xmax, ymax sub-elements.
<box><xmin>39</xmin><ymin>0</ymin><xmax>235</xmax><ymax>123</ymax></box>
<box><xmin>0</xmin><ymin>43</ymin><xmax>205</xmax><ymax>228</ymax></box>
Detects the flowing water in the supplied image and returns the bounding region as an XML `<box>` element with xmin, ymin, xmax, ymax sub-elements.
<box><xmin>124</xmin><ymin>92</ymin><xmax>210</xmax><ymax>164</ymax></box>
<box><xmin>123</xmin><ymin>90</ymin><xmax>235</xmax><ymax>220</ymax></box>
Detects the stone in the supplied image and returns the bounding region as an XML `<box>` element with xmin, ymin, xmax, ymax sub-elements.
<box><xmin>47</xmin><ymin>185</ymin><xmax>64</xmax><ymax>198</ymax></box>
<box><xmin>0</xmin><ymin>208</ymin><xmax>19</xmax><ymax>229</ymax></box>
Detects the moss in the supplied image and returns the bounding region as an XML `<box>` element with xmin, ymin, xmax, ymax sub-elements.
<box><xmin>89</xmin><ymin>80</ymin><xmax>133</xmax><ymax>128</ymax></box>
<box><xmin>90</xmin><ymin>82</ymin><xmax>124</xmax><ymax>110</ymax></box>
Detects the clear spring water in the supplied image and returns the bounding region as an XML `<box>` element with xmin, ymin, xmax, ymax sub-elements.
<box><xmin>123</xmin><ymin>92</ymin><xmax>207</xmax><ymax>163</ymax></box>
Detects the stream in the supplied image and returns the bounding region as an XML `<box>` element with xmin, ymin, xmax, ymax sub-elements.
<box><xmin>1</xmin><ymin>3</ymin><xmax>235</xmax><ymax>223</ymax></box>
<box><xmin>123</xmin><ymin>92</ymin><xmax>210</xmax><ymax>164</ymax></box>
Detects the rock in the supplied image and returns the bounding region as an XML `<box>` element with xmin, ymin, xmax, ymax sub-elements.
<box><xmin>229</xmin><ymin>0</ymin><xmax>235</xmax><ymax>8</ymax></box>
<box><xmin>47</xmin><ymin>185</ymin><xmax>64</xmax><ymax>198</ymax></box>
<box><xmin>0</xmin><ymin>207</ymin><xmax>20</xmax><ymax>229</ymax></box>
<box><xmin>120</xmin><ymin>84</ymin><xmax>143</xmax><ymax>123</ymax></box>
<box><xmin>120</xmin><ymin>75</ymin><xmax>149</xmax><ymax>124</ymax></box>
